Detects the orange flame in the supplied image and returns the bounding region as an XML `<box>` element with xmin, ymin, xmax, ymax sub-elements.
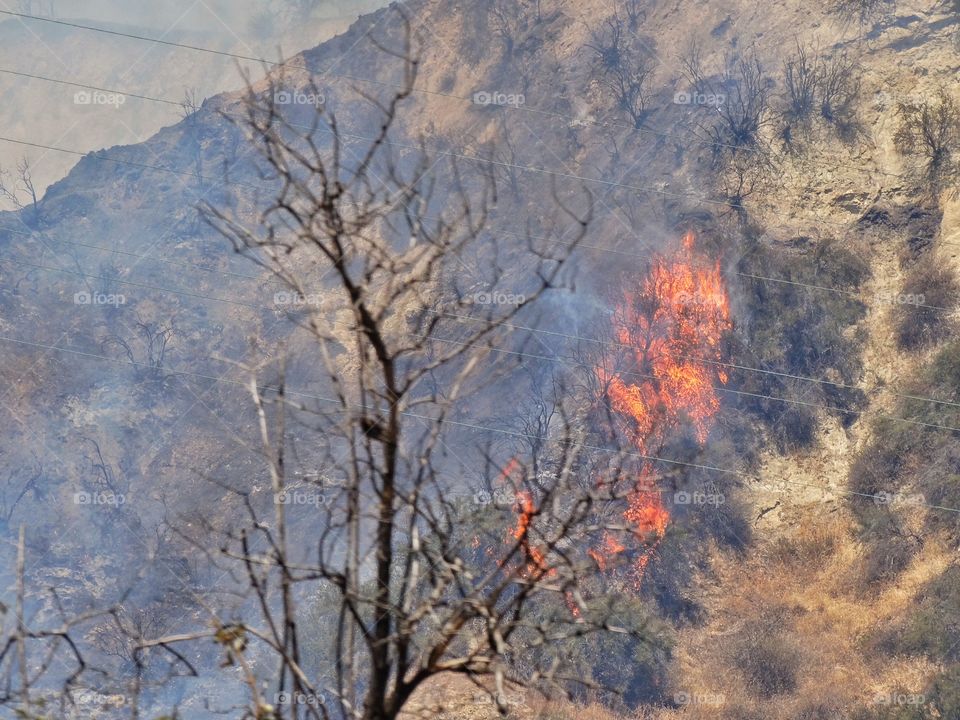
<box><xmin>512</xmin><ymin>490</ymin><xmax>548</xmax><ymax>575</ymax></box>
<box><xmin>595</xmin><ymin>231</ymin><xmax>731</xmax><ymax>585</ymax></box>
<box><xmin>501</xmin><ymin>232</ymin><xmax>731</xmax><ymax>596</ymax></box>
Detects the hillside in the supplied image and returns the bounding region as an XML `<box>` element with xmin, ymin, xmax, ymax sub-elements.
<box><xmin>1</xmin><ymin>0</ymin><xmax>959</xmax><ymax>718</ymax></box>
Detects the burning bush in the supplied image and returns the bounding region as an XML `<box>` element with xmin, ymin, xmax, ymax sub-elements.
<box><xmin>591</xmin><ymin>231</ymin><xmax>734</xmax><ymax>587</ymax></box>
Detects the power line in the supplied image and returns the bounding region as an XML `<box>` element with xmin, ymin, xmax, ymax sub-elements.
<box><xmin>0</xmin><ymin>329</ymin><xmax>956</xmax><ymax>515</ymax></box>
<box><xmin>6</xmin><ymin>252</ymin><xmax>960</xmax><ymax>436</ymax></box>
<box><xmin>0</xmin><ymin>124</ymin><xmax>954</xmax><ymax>256</ymax></box>
<box><xmin>0</xmin><ymin>9</ymin><xmax>921</xmax><ymax>184</ymax></box>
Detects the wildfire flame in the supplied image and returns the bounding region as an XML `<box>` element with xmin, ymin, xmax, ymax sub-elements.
<box><xmin>595</xmin><ymin>231</ymin><xmax>732</xmax><ymax>585</ymax></box>
<box><xmin>502</xmin><ymin>231</ymin><xmax>731</xmax><ymax>595</ymax></box>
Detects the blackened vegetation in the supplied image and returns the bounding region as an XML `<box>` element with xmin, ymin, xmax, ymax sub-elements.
<box><xmin>731</xmin><ymin>231</ymin><xmax>870</xmax><ymax>450</ymax></box>
<box><xmin>780</xmin><ymin>40</ymin><xmax>861</xmax><ymax>142</ymax></box>
<box><xmin>681</xmin><ymin>44</ymin><xmax>773</xmax><ymax>164</ymax></box>
<box><xmin>832</xmin><ymin>0</ymin><xmax>894</xmax><ymax>28</ymax></box>
<box><xmin>894</xmin><ymin>88</ymin><xmax>960</xmax><ymax>196</ymax></box>
<box><xmin>856</xmin><ymin>201</ymin><xmax>944</xmax><ymax>267</ymax></box>
<box><xmin>587</xmin><ymin>17</ymin><xmax>657</xmax><ymax>129</ymax></box>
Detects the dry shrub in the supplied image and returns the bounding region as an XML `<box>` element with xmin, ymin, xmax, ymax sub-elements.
<box><xmin>730</xmin><ymin>621</ymin><xmax>802</xmax><ymax>698</ymax></box>
<box><xmin>893</xmin><ymin>259</ymin><xmax>960</xmax><ymax>351</ymax></box>
<box><xmin>769</xmin><ymin>519</ymin><xmax>841</xmax><ymax>567</ymax></box>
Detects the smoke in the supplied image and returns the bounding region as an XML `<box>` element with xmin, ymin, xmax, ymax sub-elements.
<box><xmin>0</xmin><ymin>0</ymin><xmax>389</xmax><ymax>209</ymax></box>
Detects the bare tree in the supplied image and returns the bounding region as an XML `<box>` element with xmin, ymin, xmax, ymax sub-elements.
<box><xmin>782</xmin><ymin>41</ymin><xmax>819</xmax><ymax>123</ymax></box>
<box><xmin>682</xmin><ymin>43</ymin><xmax>773</xmax><ymax>166</ymax></box>
<box><xmin>894</xmin><ymin>87</ymin><xmax>960</xmax><ymax>195</ymax></box>
<box><xmin>832</xmin><ymin>0</ymin><xmax>894</xmax><ymax>29</ymax></box>
<box><xmin>819</xmin><ymin>54</ymin><xmax>861</xmax><ymax>136</ymax></box>
<box><xmin>618</xmin><ymin>0</ymin><xmax>646</xmax><ymax>31</ymax></box>
<box><xmin>587</xmin><ymin>17</ymin><xmax>656</xmax><ymax>128</ymax></box>
<box><xmin>0</xmin><ymin>157</ymin><xmax>41</xmax><ymax>227</ymax></box>
<box><xmin>103</xmin><ymin>313</ymin><xmax>175</xmax><ymax>380</ymax></box>
<box><xmin>780</xmin><ymin>41</ymin><xmax>861</xmax><ymax>143</ymax></box>
<box><xmin>0</xmin><ymin>15</ymin><xmax>669</xmax><ymax>720</ymax></box>
<box><xmin>101</xmin><ymin>18</ymin><xmax>657</xmax><ymax>720</ymax></box>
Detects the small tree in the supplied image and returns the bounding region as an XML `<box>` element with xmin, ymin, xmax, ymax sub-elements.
<box><xmin>125</xmin><ymin>19</ymin><xmax>653</xmax><ymax>720</ymax></box>
<box><xmin>894</xmin><ymin>88</ymin><xmax>960</xmax><ymax>194</ymax></box>
<box><xmin>682</xmin><ymin>44</ymin><xmax>773</xmax><ymax>164</ymax></box>
<box><xmin>587</xmin><ymin>17</ymin><xmax>656</xmax><ymax>128</ymax></box>
<box><xmin>0</xmin><ymin>157</ymin><xmax>41</xmax><ymax>227</ymax></box>
<box><xmin>783</xmin><ymin>41</ymin><xmax>819</xmax><ymax>123</ymax></box>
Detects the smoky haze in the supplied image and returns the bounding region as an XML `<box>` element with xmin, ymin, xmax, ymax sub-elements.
<box><xmin>0</xmin><ymin>0</ymin><xmax>388</xmax><ymax>209</ymax></box>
